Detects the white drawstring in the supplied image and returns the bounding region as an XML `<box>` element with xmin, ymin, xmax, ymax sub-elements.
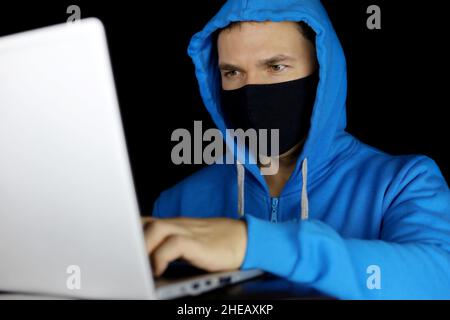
<box><xmin>300</xmin><ymin>158</ymin><xmax>309</xmax><ymax>220</ymax></box>
<box><xmin>236</xmin><ymin>157</ymin><xmax>309</xmax><ymax>220</ymax></box>
<box><xmin>237</xmin><ymin>161</ymin><xmax>245</xmax><ymax>217</ymax></box>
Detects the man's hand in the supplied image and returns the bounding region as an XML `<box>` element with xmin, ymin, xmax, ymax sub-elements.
<box><xmin>141</xmin><ymin>217</ymin><xmax>248</xmax><ymax>277</ymax></box>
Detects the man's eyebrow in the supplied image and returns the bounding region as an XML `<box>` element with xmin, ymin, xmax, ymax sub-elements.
<box><xmin>218</xmin><ymin>55</ymin><xmax>296</xmax><ymax>71</ymax></box>
<box><xmin>258</xmin><ymin>55</ymin><xmax>296</xmax><ymax>66</ymax></box>
<box><xmin>218</xmin><ymin>63</ymin><xmax>245</xmax><ymax>72</ymax></box>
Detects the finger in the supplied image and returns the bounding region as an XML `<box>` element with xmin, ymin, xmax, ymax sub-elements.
<box><xmin>151</xmin><ymin>235</ymin><xmax>190</xmax><ymax>277</ymax></box>
<box><xmin>144</xmin><ymin>219</ymin><xmax>189</xmax><ymax>254</ymax></box>
<box><xmin>141</xmin><ymin>216</ymin><xmax>155</xmax><ymax>227</ymax></box>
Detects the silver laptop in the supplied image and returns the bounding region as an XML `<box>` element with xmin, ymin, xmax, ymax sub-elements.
<box><xmin>0</xmin><ymin>18</ymin><xmax>263</xmax><ymax>300</ymax></box>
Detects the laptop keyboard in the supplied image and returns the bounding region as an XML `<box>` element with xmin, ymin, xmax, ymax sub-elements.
<box><xmin>158</xmin><ymin>260</ymin><xmax>209</xmax><ymax>280</ymax></box>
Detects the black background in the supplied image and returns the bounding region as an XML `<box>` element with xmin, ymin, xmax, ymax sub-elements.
<box><xmin>1</xmin><ymin>0</ymin><xmax>448</xmax><ymax>215</ymax></box>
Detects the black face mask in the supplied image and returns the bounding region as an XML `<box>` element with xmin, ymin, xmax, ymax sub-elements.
<box><xmin>220</xmin><ymin>71</ymin><xmax>319</xmax><ymax>156</ymax></box>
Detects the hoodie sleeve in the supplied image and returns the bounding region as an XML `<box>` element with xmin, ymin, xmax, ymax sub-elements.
<box><xmin>241</xmin><ymin>156</ymin><xmax>450</xmax><ymax>299</ymax></box>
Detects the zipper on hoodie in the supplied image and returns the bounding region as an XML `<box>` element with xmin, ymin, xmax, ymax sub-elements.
<box><xmin>270</xmin><ymin>197</ymin><xmax>279</xmax><ymax>223</ymax></box>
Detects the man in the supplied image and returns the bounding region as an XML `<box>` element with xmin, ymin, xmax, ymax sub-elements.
<box><xmin>144</xmin><ymin>0</ymin><xmax>450</xmax><ymax>299</ymax></box>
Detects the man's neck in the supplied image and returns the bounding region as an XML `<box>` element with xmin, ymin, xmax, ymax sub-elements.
<box><xmin>278</xmin><ymin>142</ymin><xmax>302</xmax><ymax>172</ymax></box>
<box><xmin>260</xmin><ymin>139</ymin><xmax>305</xmax><ymax>197</ymax></box>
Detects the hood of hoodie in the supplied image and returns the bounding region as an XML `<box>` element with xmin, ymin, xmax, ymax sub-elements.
<box><xmin>187</xmin><ymin>0</ymin><xmax>353</xmax><ymax>196</ymax></box>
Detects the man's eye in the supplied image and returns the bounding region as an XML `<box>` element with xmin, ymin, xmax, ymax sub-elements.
<box><xmin>224</xmin><ymin>70</ymin><xmax>240</xmax><ymax>78</ymax></box>
<box><xmin>270</xmin><ymin>64</ymin><xmax>287</xmax><ymax>72</ymax></box>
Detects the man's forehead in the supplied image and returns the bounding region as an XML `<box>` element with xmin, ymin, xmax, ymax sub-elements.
<box><xmin>217</xmin><ymin>23</ymin><xmax>305</xmax><ymax>60</ymax></box>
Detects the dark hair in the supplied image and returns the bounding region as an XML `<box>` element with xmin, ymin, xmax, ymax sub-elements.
<box><xmin>297</xmin><ymin>21</ymin><xmax>316</xmax><ymax>45</ymax></box>
<box><xmin>218</xmin><ymin>21</ymin><xmax>316</xmax><ymax>45</ymax></box>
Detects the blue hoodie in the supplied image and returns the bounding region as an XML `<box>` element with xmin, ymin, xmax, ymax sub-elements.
<box><xmin>152</xmin><ymin>0</ymin><xmax>450</xmax><ymax>299</ymax></box>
